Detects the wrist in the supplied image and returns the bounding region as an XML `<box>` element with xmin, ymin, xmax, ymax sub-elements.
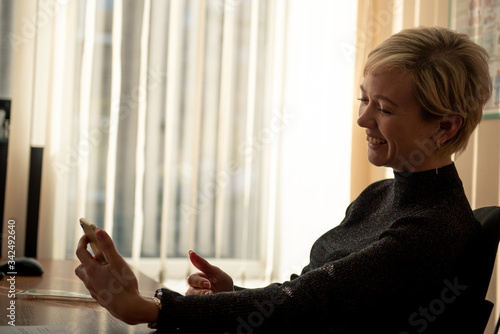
<box><xmin>142</xmin><ymin>296</ymin><xmax>161</xmax><ymax>324</ymax></box>
<box><xmin>126</xmin><ymin>295</ymin><xmax>160</xmax><ymax>325</ymax></box>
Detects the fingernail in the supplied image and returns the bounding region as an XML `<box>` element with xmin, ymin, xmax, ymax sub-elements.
<box><xmin>204</xmin><ymin>291</ymin><xmax>212</xmax><ymax>295</ymax></box>
<box><xmin>203</xmin><ymin>281</ymin><xmax>211</xmax><ymax>289</ymax></box>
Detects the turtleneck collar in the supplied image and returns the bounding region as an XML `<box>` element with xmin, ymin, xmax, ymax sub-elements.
<box><xmin>392</xmin><ymin>162</ymin><xmax>463</xmax><ymax>202</ymax></box>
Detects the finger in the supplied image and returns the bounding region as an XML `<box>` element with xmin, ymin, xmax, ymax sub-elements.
<box><xmin>74</xmin><ymin>264</ymin><xmax>88</xmax><ymax>282</ymax></box>
<box><xmin>95</xmin><ymin>229</ymin><xmax>125</xmax><ymax>265</ymax></box>
<box><xmin>74</xmin><ymin>264</ymin><xmax>96</xmax><ymax>296</ymax></box>
<box><xmin>187</xmin><ymin>273</ymin><xmax>212</xmax><ymax>289</ymax></box>
<box><xmin>189</xmin><ymin>250</ymin><xmax>221</xmax><ymax>277</ymax></box>
<box><xmin>185</xmin><ymin>286</ymin><xmax>213</xmax><ymax>296</ymax></box>
<box><xmin>76</xmin><ymin>235</ymin><xmax>95</xmax><ymax>266</ymax></box>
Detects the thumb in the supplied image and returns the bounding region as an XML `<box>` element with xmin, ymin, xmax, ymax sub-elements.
<box><xmin>95</xmin><ymin>229</ymin><xmax>121</xmax><ymax>264</ymax></box>
<box><xmin>189</xmin><ymin>250</ymin><xmax>219</xmax><ymax>276</ymax></box>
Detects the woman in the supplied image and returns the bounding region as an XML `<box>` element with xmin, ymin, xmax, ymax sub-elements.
<box><xmin>75</xmin><ymin>26</ymin><xmax>492</xmax><ymax>333</ymax></box>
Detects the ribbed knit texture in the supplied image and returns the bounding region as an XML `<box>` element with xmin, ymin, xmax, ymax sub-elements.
<box><xmin>155</xmin><ymin>163</ymin><xmax>479</xmax><ymax>333</ymax></box>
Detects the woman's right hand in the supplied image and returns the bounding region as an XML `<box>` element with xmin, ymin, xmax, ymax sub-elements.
<box><xmin>185</xmin><ymin>251</ymin><xmax>235</xmax><ymax>295</ymax></box>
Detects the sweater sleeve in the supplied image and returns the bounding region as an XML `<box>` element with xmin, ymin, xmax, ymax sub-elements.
<box><xmin>153</xmin><ymin>213</ymin><xmax>478</xmax><ymax>333</ymax></box>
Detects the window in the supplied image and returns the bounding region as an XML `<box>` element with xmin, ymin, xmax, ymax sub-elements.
<box><xmin>4</xmin><ymin>0</ymin><xmax>356</xmax><ymax>287</ymax></box>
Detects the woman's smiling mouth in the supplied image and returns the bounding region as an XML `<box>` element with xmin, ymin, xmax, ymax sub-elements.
<box><xmin>366</xmin><ymin>135</ymin><xmax>387</xmax><ymax>145</ymax></box>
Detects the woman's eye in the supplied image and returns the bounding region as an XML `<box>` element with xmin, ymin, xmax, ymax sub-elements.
<box><xmin>357</xmin><ymin>97</ymin><xmax>391</xmax><ymax>114</ymax></box>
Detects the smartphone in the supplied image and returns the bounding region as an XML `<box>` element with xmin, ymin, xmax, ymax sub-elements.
<box><xmin>79</xmin><ymin>218</ymin><xmax>108</xmax><ymax>264</ymax></box>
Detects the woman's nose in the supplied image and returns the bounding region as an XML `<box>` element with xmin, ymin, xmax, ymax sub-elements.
<box><xmin>357</xmin><ymin>105</ymin><xmax>376</xmax><ymax>129</ymax></box>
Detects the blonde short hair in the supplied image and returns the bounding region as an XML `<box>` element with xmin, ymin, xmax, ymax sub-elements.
<box><xmin>364</xmin><ymin>26</ymin><xmax>492</xmax><ymax>157</ymax></box>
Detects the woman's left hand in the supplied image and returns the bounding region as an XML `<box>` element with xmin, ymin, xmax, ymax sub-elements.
<box><xmin>75</xmin><ymin>228</ymin><xmax>159</xmax><ymax>325</ymax></box>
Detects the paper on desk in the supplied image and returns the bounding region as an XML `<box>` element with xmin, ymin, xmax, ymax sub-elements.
<box><xmin>0</xmin><ymin>325</ymin><xmax>73</xmax><ymax>333</ymax></box>
<box><xmin>16</xmin><ymin>289</ymin><xmax>95</xmax><ymax>302</ymax></box>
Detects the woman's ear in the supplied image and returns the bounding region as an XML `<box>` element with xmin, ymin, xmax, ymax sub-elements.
<box><xmin>434</xmin><ymin>115</ymin><xmax>463</xmax><ymax>144</ymax></box>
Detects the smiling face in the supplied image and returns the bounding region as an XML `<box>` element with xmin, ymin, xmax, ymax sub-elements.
<box><xmin>357</xmin><ymin>70</ymin><xmax>446</xmax><ymax>172</ymax></box>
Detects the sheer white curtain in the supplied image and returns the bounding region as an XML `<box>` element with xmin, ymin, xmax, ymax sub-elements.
<box><xmin>3</xmin><ymin>0</ymin><xmax>356</xmax><ymax>286</ymax></box>
<box><xmin>274</xmin><ymin>0</ymin><xmax>355</xmax><ymax>280</ymax></box>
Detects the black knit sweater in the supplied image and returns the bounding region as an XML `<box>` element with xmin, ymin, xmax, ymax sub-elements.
<box><xmin>155</xmin><ymin>163</ymin><xmax>479</xmax><ymax>333</ymax></box>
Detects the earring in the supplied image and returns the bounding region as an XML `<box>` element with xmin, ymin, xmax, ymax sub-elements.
<box><xmin>435</xmin><ymin>137</ymin><xmax>444</xmax><ymax>174</ymax></box>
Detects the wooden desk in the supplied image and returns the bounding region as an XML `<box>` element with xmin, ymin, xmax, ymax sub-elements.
<box><xmin>0</xmin><ymin>259</ymin><xmax>164</xmax><ymax>333</ymax></box>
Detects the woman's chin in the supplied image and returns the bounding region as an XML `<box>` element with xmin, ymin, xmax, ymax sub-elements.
<box><xmin>367</xmin><ymin>154</ymin><xmax>390</xmax><ymax>169</ymax></box>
